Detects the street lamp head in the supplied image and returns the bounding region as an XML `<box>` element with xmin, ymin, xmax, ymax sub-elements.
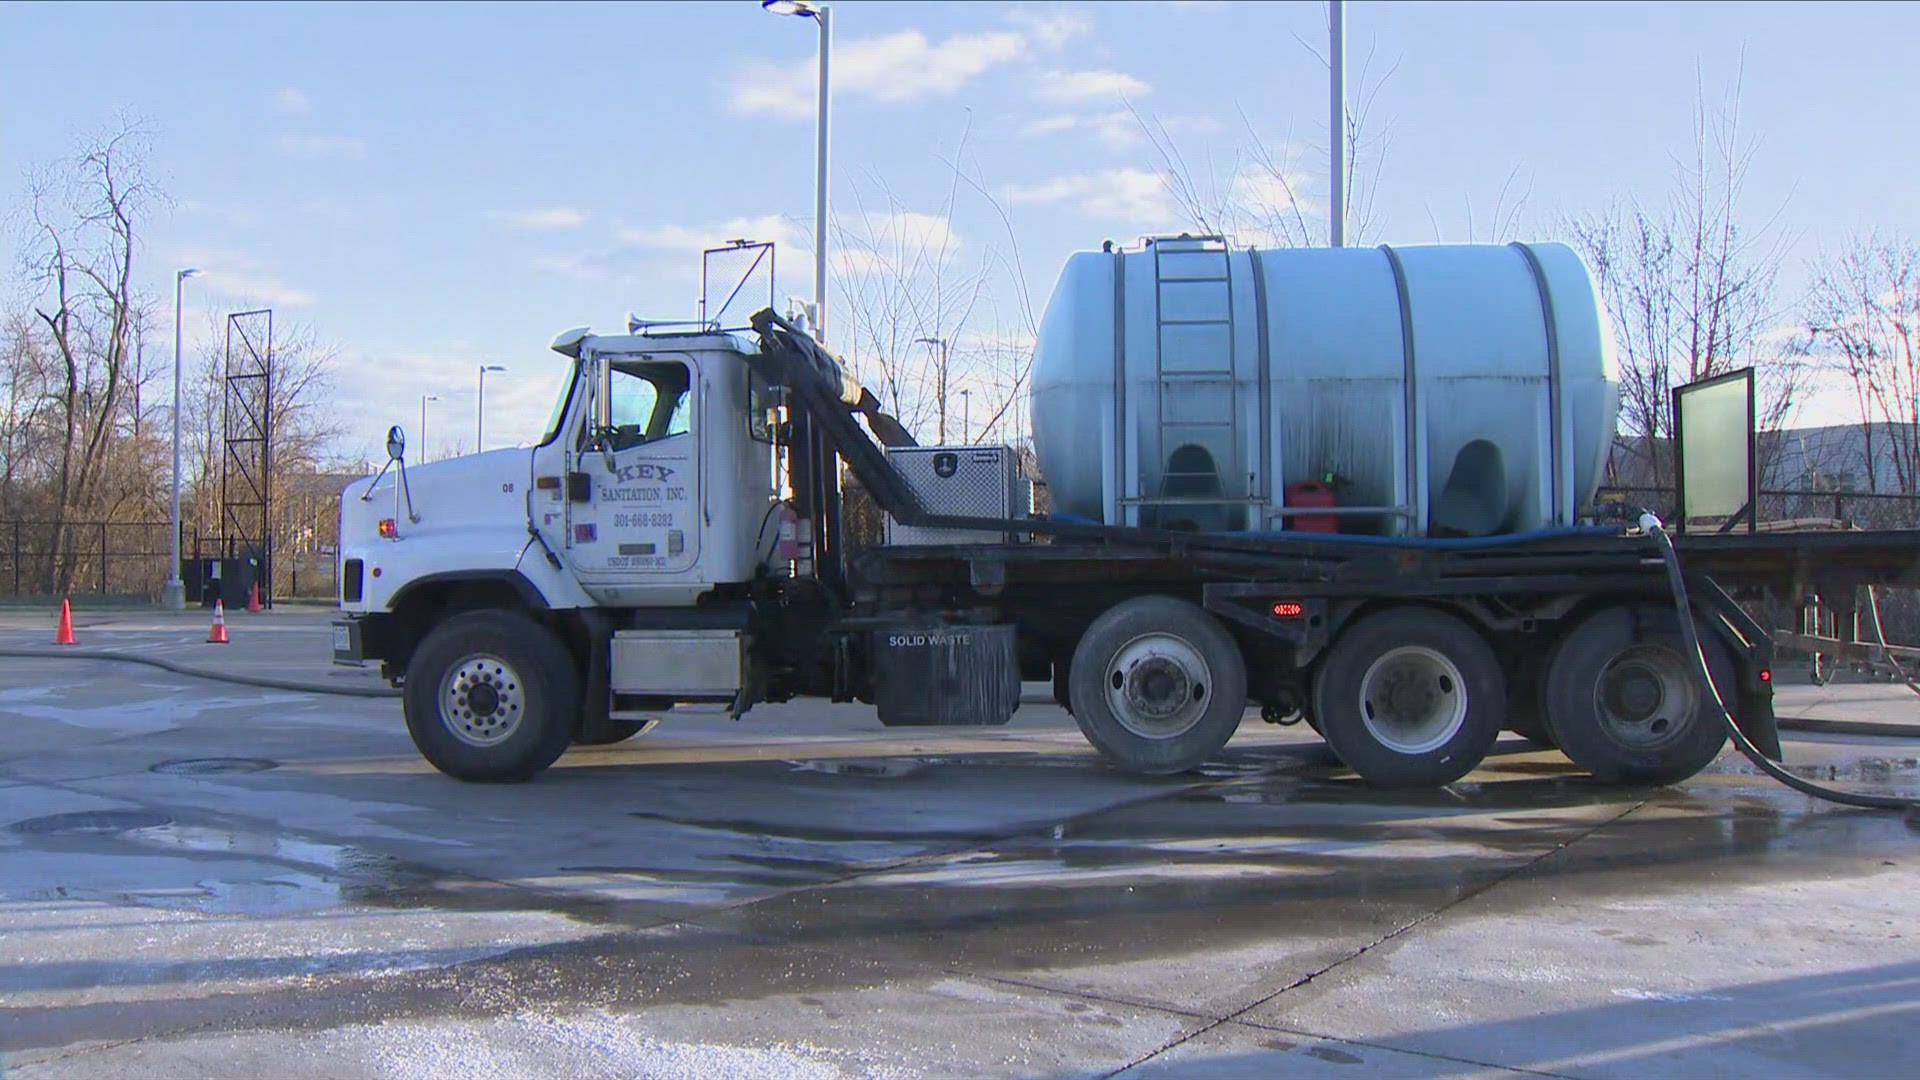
<box><xmin>178</xmin><ymin>267</ymin><xmax>200</xmax><ymax>280</ymax></box>
<box><xmin>762</xmin><ymin>0</ymin><xmax>822</xmax><ymax>16</ymax></box>
<box><xmin>914</xmin><ymin>336</ymin><xmax>945</xmax><ymax>348</ymax></box>
<box><xmin>482</xmin><ymin>364</ymin><xmax>507</xmax><ymax>373</ymax></box>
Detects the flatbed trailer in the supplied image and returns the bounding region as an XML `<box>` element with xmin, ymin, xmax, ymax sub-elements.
<box><xmin>333</xmin><ymin>310</ymin><xmax>1920</xmax><ymax>788</ymax></box>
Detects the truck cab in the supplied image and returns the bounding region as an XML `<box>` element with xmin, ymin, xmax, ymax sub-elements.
<box><xmin>339</xmin><ymin>327</ymin><xmax>779</xmax><ymax>618</ymax></box>
<box><xmin>335</xmin><ymin>325</ymin><xmax>790</xmax><ymax>777</ymax></box>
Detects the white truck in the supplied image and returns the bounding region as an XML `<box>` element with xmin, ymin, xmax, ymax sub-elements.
<box><xmin>337</xmin><ymin>220</ymin><xmax>1920</xmax><ymax>780</ymax></box>
<box><xmin>338</xmin><ymin>266</ymin><xmax>1897</xmax><ymax>788</ymax></box>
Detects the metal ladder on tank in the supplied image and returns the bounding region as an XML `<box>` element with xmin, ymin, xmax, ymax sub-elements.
<box><xmin>1125</xmin><ymin>235</ymin><xmax>1256</xmax><ymax>529</ymax></box>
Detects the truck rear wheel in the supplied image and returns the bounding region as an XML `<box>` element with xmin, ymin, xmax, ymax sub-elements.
<box><xmin>1543</xmin><ymin>605</ymin><xmax>1731</xmax><ymax>784</ymax></box>
<box><xmin>1312</xmin><ymin>608</ymin><xmax>1505</xmax><ymax>788</ymax></box>
<box><xmin>1067</xmin><ymin>596</ymin><xmax>1248</xmax><ymax>775</ymax></box>
<box><xmin>403</xmin><ymin>610</ymin><xmax>579</xmax><ymax>782</ymax></box>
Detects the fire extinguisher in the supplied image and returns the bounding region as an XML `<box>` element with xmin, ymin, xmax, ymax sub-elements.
<box><xmin>774</xmin><ymin>502</ymin><xmax>801</xmax><ymax>562</ymax></box>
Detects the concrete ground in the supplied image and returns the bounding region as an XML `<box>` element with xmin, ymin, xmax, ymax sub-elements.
<box><xmin>2</xmin><ymin>605</ymin><xmax>1918</xmax><ymax>1078</ymax></box>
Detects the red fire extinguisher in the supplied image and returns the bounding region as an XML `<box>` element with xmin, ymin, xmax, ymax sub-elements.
<box><xmin>775</xmin><ymin>503</ymin><xmax>801</xmax><ymax>562</ymax></box>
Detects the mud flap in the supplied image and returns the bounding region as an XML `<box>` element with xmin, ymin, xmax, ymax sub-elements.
<box><xmin>1696</xmin><ymin>577</ymin><xmax>1783</xmax><ymax>761</ymax></box>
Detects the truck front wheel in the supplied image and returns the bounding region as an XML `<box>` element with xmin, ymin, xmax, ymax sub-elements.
<box><xmin>1067</xmin><ymin>596</ymin><xmax>1248</xmax><ymax>775</ymax></box>
<box><xmin>1312</xmin><ymin>608</ymin><xmax>1505</xmax><ymax>788</ymax></box>
<box><xmin>403</xmin><ymin>610</ymin><xmax>580</xmax><ymax>782</ymax></box>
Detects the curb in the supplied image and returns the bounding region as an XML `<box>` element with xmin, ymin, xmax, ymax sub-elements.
<box><xmin>0</xmin><ymin>647</ymin><xmax>400</xmax><ymax>699</ymax></box>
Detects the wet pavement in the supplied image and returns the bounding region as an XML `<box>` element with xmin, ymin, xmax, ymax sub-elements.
<box><xmin>2</xmin><ymin>610</ymin><xmax>1919</xmax><ymax>1078</ymax></box>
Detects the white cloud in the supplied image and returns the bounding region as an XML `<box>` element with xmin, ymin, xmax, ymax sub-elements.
<box><xmin>1020</xmin><ymin>115</ymin><xmax>1081</xmax><ymax>138</ymax></box>
<box><xmin>276</xmin><ymin>134</ymin><xmax>366</xmax><ymax>160</ymax></box>
<box><xmin>731</xmin><ymin>29</ymin><xmax>1028</xmax><ymax>117</ymax></box>
<box><xmin>1234</xmin><ymin>170</ymin><xmax>1317</xmax><ymax>216</ymax></box>
<box><xmin>496</xmin><ymin>207</ymin><xmax>589</xmax><ymax>230</ymax></box>
<box><xmin>846</xmin><ymin>210</ymin><xmax>957</xmax><ymax>251</ymax></box>
<box><xmin>168</xmin><ymin>246</ymin><xmax>316</xmax><ymax>308</ymax></box>
<box><xmin>1006</xmin><ymin>7</ymin><xmax>1090</xmax><ymax>50</ymax></box>
<box><xmin>833</xmin><ymin>211</ymin><xmax>963</xmax><ymax>277</ymax></box>
<box><xmin>616</xmin><ymin>214</ymin><xmax>803</xmax><ymax>254</ymax></box>
<box><xmin>1007</xmin><ymin>168</ymin><xmax>1179</xmax><ymax>224</ymax></box>
<box><xmin>1020</xmin><ymin>110</ymin><xmax>1221</xmax><ymax>149</ymax></box>
<box><xmin>272</xmin><ymin>87</ymin><xmax>311</xmax><ymax>115</ymax></box>
<box><xmin>536</xmin><ymin>214</ymin><xmax>801</xmax><ymax>290</ymax></box>
<box><xmin>1034</xmin><ymin>69</ymin><xmax>1150</xmax><ymax>105</ymax></box>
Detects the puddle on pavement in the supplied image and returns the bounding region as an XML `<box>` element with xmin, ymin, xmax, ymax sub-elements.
<box><xmin>150</xmin><ymin>757</ymin><xmax>280</xmax><ymax>776</ymax></box>
<box><xmin>10</xmin><ymin>816</ymin><xmax>437</xmax><ymax>915</ymax></box>
<box><xmin>788</xmin><ymin>758</ymin><xmax>926</xmax><ymax>779</ymax></box>
<box><xmin>1710</xmin><ymin>755</ymin><xmax>1920</xmax><ymax>785</ymax></box>
<box><xmin>8</xmin><ymin>809</ymin><xmax>175</xmax><ymax>835</ymax></box>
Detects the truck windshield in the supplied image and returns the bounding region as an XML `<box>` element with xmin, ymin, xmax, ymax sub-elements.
<box><xmin>537</xmin><ymin>361</ymin><xmax>579</xmax><ymax>447</ymax></box>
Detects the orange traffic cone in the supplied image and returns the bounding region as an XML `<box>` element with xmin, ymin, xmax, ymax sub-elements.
<box><xmin>246</xmin><ymin>582</ymin><xmax>262</xmax><ymax>613</ymax></box>
<box><xmin>55</xmin><ymin>598</ymin><xmax>76</xmax><ymax>646</ymax></box>
<box><xmin>207</xmin><ymin>599</ymin><xmax>230</xmax><ymax>644</ymax></box>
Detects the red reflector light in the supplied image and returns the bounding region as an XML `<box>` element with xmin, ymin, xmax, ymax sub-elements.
<box><xmin>1759</xmin><ymin>669</ymin><xmax>1772</xmax><ymax>683</ymax></box>
<box><xmin>377</xmin><ymin>519</ymin><xmax>397</xmax><ymax>538</ymax></box>
<box><xmin>1270</xmin><ymin>601</ymin><xmax>1306</xmax><ymax>619</ymax></box>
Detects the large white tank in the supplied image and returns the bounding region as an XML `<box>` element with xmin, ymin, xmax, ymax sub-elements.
<box><xmin>1029</xmin><ymin>238</ymin><xmax>1620</xmax><ymax>536</ymax></box>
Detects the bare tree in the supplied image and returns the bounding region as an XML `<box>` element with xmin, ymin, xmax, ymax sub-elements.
<box><xmin>14</xmin><ymin>121</ymin><xmax>159</xmax><ymax>591</ymax></box>
<box><xmin>1139</xmin><ymin>27</ymin><xmax>1397</xmax><ymax>247</ymax></box>
<box><xmin>1564</xmin><ymin>69</ymin><xmax>1802</xmax><ymax>489</ymax></box>
<box><xmin>1802</xmin><ymin>234</ymin><xmax>1920</xmax><ymax>494</ymax></box>
<box><xmin>829</xmin><ymin>120</ymin><xmax>997</xmax><ymax>444</ymax></box>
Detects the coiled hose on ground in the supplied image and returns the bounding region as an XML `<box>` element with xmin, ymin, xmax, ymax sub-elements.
<box><xmin>1642</xmin><ymin>512</ymin><xmax>1920</xmax><ymax>812</ymax></box>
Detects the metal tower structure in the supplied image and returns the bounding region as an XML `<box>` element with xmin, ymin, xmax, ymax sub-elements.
<box><xmin>221</xmin><ymin>308</ymin><xmax>273</xmax><ymax>606</ymax></box>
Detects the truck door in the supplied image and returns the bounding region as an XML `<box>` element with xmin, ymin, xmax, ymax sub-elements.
<box><xmin>565</xmin><ymin>353</ymin><xmax>702</xmax><ymax>597</ymax></box>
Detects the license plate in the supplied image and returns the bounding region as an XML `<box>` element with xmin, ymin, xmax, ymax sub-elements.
<box><xmin>332</xmin><ymin>623</ymin><xmax>352</xmax><ymax>653</ymax></box>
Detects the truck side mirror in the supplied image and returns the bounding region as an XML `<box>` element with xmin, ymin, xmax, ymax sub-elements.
<box><xmin>568</xmin><ymin>472</ymin><xmax>592</xmax><ymax>503</ymax></box>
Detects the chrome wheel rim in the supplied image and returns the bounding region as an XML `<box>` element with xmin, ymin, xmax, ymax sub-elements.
<box><xmin>1359</xmin><ymin>646</ymin><xmax>1468</xmax><ymax>755</ymax></box>
<box><xmin>1105</xmin><ymin>632</ymin><xmax>1212</xmax><ymax>740</ymax></box>
<box><xmin>439</xmin><ymin>654</ymin><xmax>525</xmax><ymax>747</ymax></box>
<box><xmin>1593</xmin><ymin>645</ymin><xmax>1697</xmax><ymax>749</ymax></box>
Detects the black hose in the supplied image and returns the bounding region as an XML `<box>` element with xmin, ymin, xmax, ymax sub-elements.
<box><xmin>1640</xmin><ymin>513</ymin><xmax>1919</xmax><ymax>811</ymax></box>
<box><xmin>0</xmin><ymin>646</ymin><xmax>400</xmax><ymax>699</ymax></box>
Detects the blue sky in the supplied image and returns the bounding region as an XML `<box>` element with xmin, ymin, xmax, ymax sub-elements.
<box><xmin>5</xmin><ymin>1</ymin><xmax>1916</xmax><ymax>459</ymax></box>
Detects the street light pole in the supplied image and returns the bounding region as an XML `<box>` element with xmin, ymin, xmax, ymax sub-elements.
<box><xmin>477</xmin><ymin>364</ymin><xmax>506</xmax><ymax>451</ymax></box>
<box><xmin>1329</xmin><ymin>0</ymin><xmax>1347</xmax><ymax>247</ymax></box>
<box><xmin>764</xmin><ymin>0</ymin><xmax>830</xmax><ymax>344</ymax></box>
<box><xmin>163</xmin><ymin>267</ymin><xmax>199</xmax><ymax>610</ymax></box>
<box><xmin>960</xmin><ymin>388</ymin><xmax>971</xmax><ymax>445</ymax></box>
<box><xmin>420</xmin><ymin>395</ymin><xmax>438</xmax><ymax>461</ymax></box>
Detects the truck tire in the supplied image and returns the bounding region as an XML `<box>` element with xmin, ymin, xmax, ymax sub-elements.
<box><xmin>403</xmin><ymin>610</ymin><xmax>580</xmax><ymax>782</ymax></box>
<box><xmin>1312</xmin><ymin>608</ymin><xmax>1505</xmax><ymax>788</ymax></box>
<box><xmin>1543</xmin><ymin>605</ymin><xmax>1731</xmax><ymax>784</ymax></box>
<box><xmin>1067</xmin><ymin>596</ymin><xmax>1248</xmax><ymax>775</ymax></box>
<box><xmin>574</xmin><ymin>715</ymin><xmax>661</xmax><ymax>746</ymax></box>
